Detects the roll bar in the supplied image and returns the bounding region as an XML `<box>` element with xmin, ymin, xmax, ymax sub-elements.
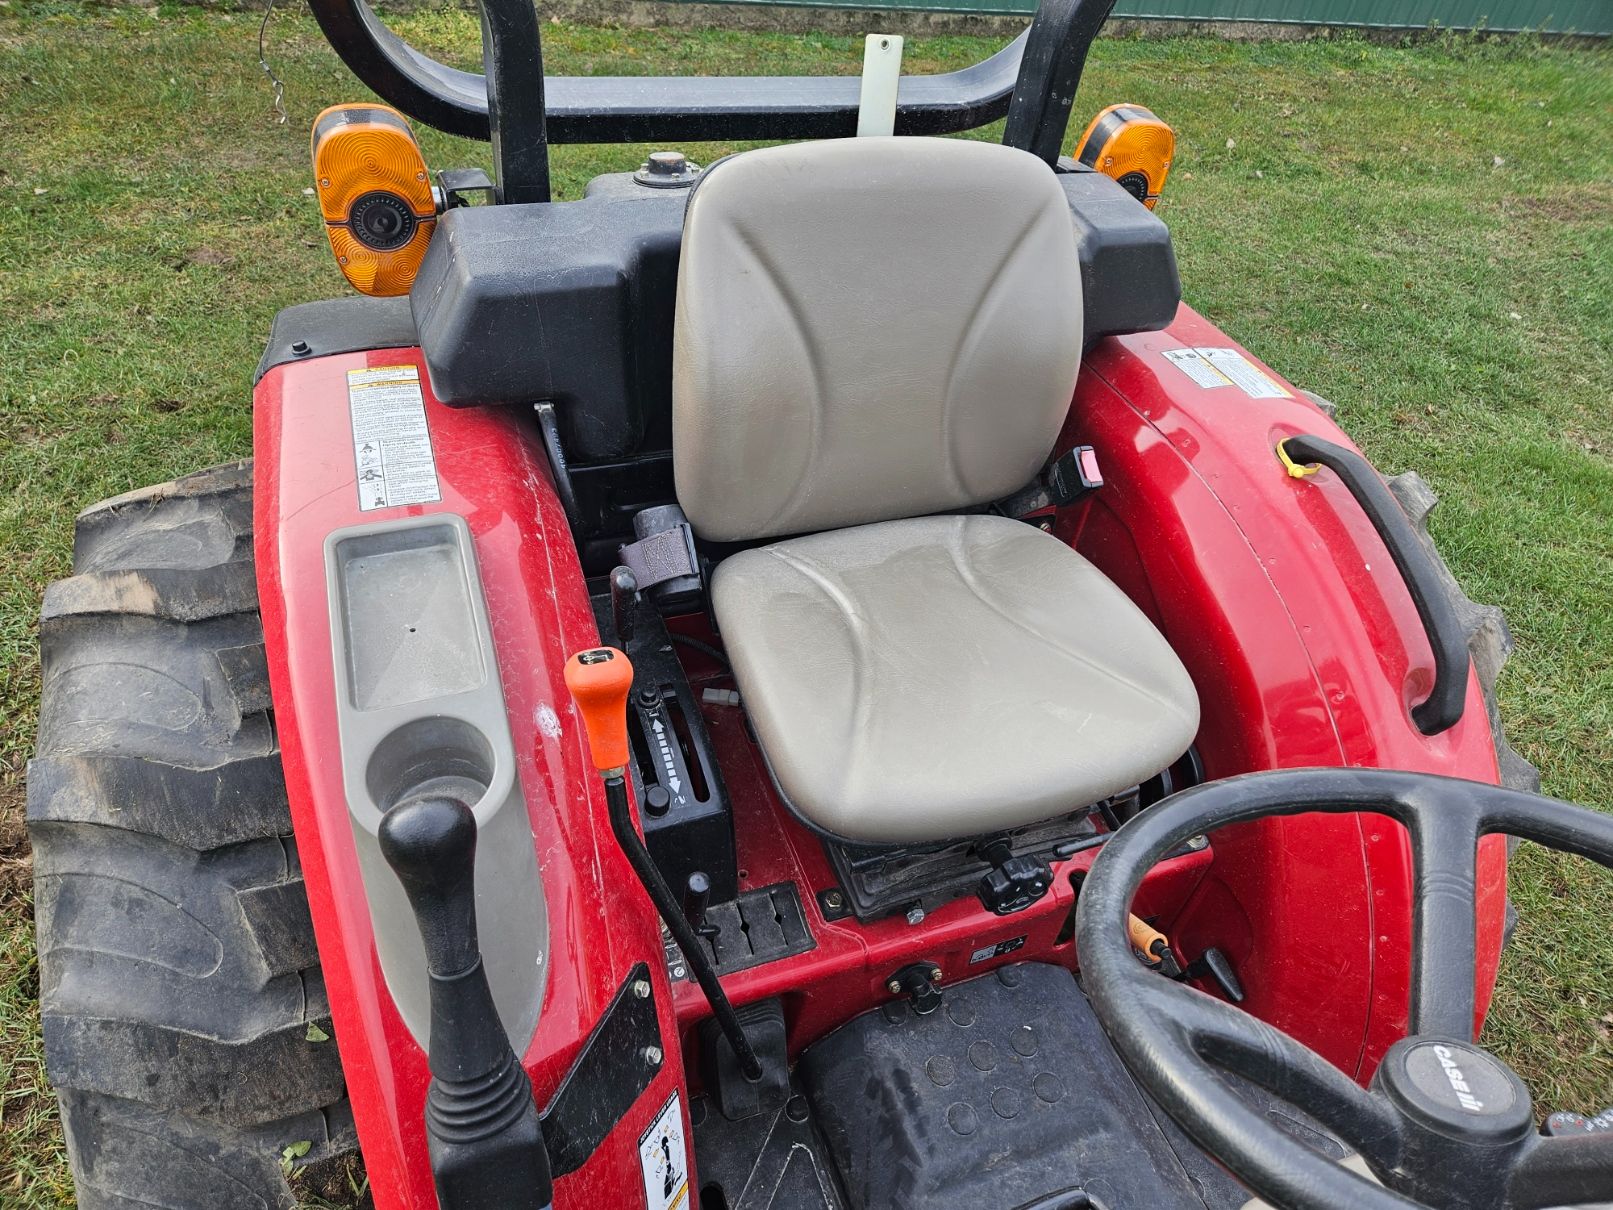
<box><xmin>306</xmin><ymin>0</ymin><xmax>1116</xmax><ymax>203</ymax></box>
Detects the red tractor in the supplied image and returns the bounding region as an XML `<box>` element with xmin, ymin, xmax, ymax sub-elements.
<box><xmin>27</xmin><ymin>0</ymin><xmax>1613</xmax><ymax>1207</ymax></box>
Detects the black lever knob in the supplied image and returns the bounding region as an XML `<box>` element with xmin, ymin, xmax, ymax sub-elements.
<box><xmin>975</xmin><ymin>836</ymin><xmax>1053</xmax><ymax>916</ymax></box>
<box><xmin>1180</xmin><ymin>946</ymin><xmax>1246</xmax><ymax>1004</ymax></box>
<box><xmin>378</xmin><ymin>798</ymin><xmax>552</xmax><ymax>1210</ymax></box>
<box><xmin>609</xmin><ymin>564</ymin><xmax>639</xmax><ymax>649</ymax></box>
<box><xmin>684</xmin><ymin>871</ymin><xmax>719</xmax><ymax>941</ymax></box>
<box><xmin>380</xmin><ymin>794</ymin><xmax>481</xmax><ymax>978</ymax></box>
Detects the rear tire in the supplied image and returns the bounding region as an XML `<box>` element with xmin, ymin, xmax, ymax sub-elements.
<box><xmin>1385</xmin><ymin>470</ymin><xmax>1539</xmax><ymax>795</ymax></box>
<box><xmin>27</xmin><ymin>463</ymin><xmax>366</xmax><ymax>1210</ymax></box>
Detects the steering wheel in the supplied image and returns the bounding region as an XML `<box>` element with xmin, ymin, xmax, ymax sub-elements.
<box><xmin>1074</xmin><ymin>767</ymin><xmax>1613</xmax><ymax>1210</ymax></box>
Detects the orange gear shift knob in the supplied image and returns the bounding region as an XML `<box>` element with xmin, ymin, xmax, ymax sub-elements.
<box><xmin>564</xmin><ymin>647</ymin><xmax>635</xmax><ymax>773</ymax></box>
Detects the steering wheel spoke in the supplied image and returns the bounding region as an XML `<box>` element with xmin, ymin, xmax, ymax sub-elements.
<box><xmin>1506</xmin><ymin>1132</ymin><xmax>1613</xmax><ymax>1210</ymax></box>
<box><xmin>1407</xmin><ymin>796</ymin><xmax>1484</xmax><ymax>1040</ymax></box>
<box><xmin>1158</xmin><ymin>977</ymin><xmax>1404</xmax><ymax>1173</ymax></box>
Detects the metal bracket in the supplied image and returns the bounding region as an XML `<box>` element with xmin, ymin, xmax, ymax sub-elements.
<box><xmin>540</xmin><ymin>961</ymin><xmax>663</xmax><ymax>1177</ymax></box>
<box><xmin>886</xmin><ymin>962</ymin><xmax>945</xmax><ymax>1016</ymax></box>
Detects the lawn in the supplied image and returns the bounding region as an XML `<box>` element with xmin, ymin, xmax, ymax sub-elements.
<box><xmin>1</xmin><ymin>3</ymin><xmax>1610</xmax><ymax>1205</ymax></box>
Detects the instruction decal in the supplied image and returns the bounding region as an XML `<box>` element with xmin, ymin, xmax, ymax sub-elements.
<box><xmin>639</xmin><ymin>1092</ymin><xmax>690</xmax><ymax>1210</ymax></box>
<box><xmin>970</xmin><ymin>936</ymin><xmax>1027</xmax><ymax>965</ymax></box>
<box><xmin>1162</xmin><ymin>347</ymin><xmax>1292</xmax><ymax>399</ymax></box>
<box><xmin>347</xmin><ymin>364</ymin><xmax>442</xmax><ymax>512</ymax></box>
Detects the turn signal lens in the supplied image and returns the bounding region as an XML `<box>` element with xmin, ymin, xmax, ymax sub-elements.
<box><xmin>1074</xmin><ymin>104</ymin><xmax>1175</xmax><ymax>210</ymax></box>
<box><xmin>311</xmin><ymin>103</ymin><xmax>436</xmax><ymax>297</ymax></box>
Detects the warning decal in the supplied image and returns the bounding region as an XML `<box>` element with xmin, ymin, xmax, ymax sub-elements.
<box><xmin>969</xmin><ymin>936</ymin><xmax>1027</xmax><ymax>965</ymax></box>
<box><xmin>639</xmin><ymin>1092</ymin><xmax>690</xmax><ymax>1210</ymax></box>
<box><xmin>1163</xmin><ymin>348</ymin><xmax>1234</xmax><ymax>390</ymax></box>
<box><xmin>347</xmin><ymin>365</ymin><xmax>442</xmax><ymax>512</ymax></box>
<box><xmin>1162</xmin><ymin>347</ymin><xmax>1292</xmax><ymax>399</ymax></box>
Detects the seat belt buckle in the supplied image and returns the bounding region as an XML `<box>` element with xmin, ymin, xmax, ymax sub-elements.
<box><xmin>1047</xmin><ymin>445</ymin><xmax>1103</xmax><ymax>506</ymax></box>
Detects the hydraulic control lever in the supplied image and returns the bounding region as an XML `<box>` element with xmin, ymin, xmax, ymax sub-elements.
<box><xmin>565</xmin><ymin>646</ymin><xmax>765</xmax><ymax>1082</ymax></box>
<box><xmin>608</xmin><ymin>564</ymin><xmax>639</xmax><ymax>649</ymax></box>
<box><xmin>378</xmin><ymin>797</ymin><xmax>553</xmax><ymax>1210</ymax></box>
<box><xmin>1127</xmin><ymin>913</ymin><xmax>1245</xmax><ymax>1004</ymax></box>
<box><xmin>684</xmin><ymin>871</ymin><xmax>720</xmax><ymax>943</ymax></box>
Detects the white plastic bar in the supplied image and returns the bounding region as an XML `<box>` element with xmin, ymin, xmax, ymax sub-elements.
<box><xmin>856</xmin><ymin>34</ymin><xmax>904</xmax><ymax>137</ymax></box>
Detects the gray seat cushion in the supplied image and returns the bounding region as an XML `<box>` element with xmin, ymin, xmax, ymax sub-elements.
<box><xmin>713</xmin><ymin>514</ymin><xmax>1200</xmax><ymax>845</ymax></box>
<box><xmin>673</xmin><ymin>137</ymin><xmax>1083</xmax><ymax>544</ymax></box>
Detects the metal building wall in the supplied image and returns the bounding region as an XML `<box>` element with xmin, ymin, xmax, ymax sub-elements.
<box><xmin>698</xmin><ymin>0</ymin><xmax>1610</xmax><ymax>34</ymax></box>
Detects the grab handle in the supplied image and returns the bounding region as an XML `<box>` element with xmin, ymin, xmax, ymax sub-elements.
<box><xmin>1278</xmin><ymin>434</ymin><xmax>1468</xmax><ymax>736</ymax></box>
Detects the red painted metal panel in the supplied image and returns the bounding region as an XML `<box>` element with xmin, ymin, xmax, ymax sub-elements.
<box><xmin>1074</xmin><ymin>304</ymin><xmax>1507</xmax><ymax>1078</ymax></box>
<box><xmin>255</xmin><ymin>352</ymin><xmax>688</xmax><ymax>1210</ymax></box>
<box><xmin>253</xmin><ymin>303</ymin><xmax>1508</xmax><ymax>1206</ymax></box>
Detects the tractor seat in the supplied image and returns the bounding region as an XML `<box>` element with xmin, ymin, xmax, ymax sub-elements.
<box><xmin>672</xmin><ymin>137</ymin><xmax>1199</xmax><ymax>847</ymax></box>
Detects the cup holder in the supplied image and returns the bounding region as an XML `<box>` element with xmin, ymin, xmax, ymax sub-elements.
<box><xmin>366</xmin><ymin>716</ymin><xmax>496</xmax><ymax>815</ymax></box>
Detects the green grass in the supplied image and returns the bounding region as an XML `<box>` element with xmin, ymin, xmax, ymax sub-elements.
<box><xmin>1</xmin><ymin>4</ymin><xmax>1609</xmax><ymax>1204</ymax></box>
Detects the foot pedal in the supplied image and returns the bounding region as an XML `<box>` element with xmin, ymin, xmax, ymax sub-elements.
<box><xmin>702</xmin><ymin>999</ymin><xmax>791</xmax><ymax>1123</ymax></box>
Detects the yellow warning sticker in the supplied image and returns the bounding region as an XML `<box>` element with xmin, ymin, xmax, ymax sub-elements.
<box><xmin>346</xmin><ymin>364</ymin><xmax>442</xmax><ymax>512</ymax></box>
<box><xmin>1163</xmin><ymin>347</ymin><xmax>1292</xmax><ymax>399</ymax></box>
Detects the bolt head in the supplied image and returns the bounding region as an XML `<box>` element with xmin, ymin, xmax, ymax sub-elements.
<box><xmin>632</xmin><ymin>979</ymin><xmax>652</xmax><ymax>999</ymax></box>
<box><xmin>887</xmin><ymin>979</ymin><xmax>902</xmax><ymax>994</ymax></box>
<box><xmin>905</xmin><ymin>905</ymin><xmax>926</xmax><ymax>926</ymax></box>
<box><xmin>824</xmin><ymin>890</ymin><xmax>844</xmax><ymax>909</ymax></box>
<box><xmin>930</xmin><ymin>967</ymin><xmax>943</xmax><ymax>982</ymax></box>
<box><xmin>643</xmin><ymin>1045</ymin><xmax>664</xmax><ymax>1066</ymax></box>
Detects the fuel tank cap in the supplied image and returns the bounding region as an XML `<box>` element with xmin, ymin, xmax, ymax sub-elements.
<box><xmin>634</xmin><ymin>150</ymin><xmax>702</xmax><ymax>188</ymax></box>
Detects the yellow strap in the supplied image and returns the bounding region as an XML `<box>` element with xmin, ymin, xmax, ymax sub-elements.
<box><xmin>1276</xmin><ymin>438</ymin><xmax>1320</xmax><ymax>479</ymax></box>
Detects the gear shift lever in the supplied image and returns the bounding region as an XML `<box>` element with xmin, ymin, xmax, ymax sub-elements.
<box><xmin>566</xmin><ymin>646</ymin><xmax>764</xmax><ymax>1082</ymax></box>
<box><xmin>379</xmin><ymin>797</ymin><xmax>553</xmax><ymax>1210</ymax></box>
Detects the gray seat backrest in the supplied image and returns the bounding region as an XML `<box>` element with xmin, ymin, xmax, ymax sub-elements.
<box><xmin>672</xmin><ymin>137</ymin><xmax>1084</xmax><ymax>543</ymax></box>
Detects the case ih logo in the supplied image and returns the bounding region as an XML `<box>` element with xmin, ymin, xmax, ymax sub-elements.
<box><xmin>1433</xmin><ymin>1045</ymin><xmax>1485</xmax><ymax>1113</ymax></box>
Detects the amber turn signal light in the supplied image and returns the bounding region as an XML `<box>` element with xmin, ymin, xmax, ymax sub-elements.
<box><xmin>1074</xmin><ymin>104</ymin><xmax>1175</xmax><ymax>210</ymax></box>
<box><xmin>564</xmin><ymin>648</ymin><xmax>635</xmax><ymax>774</ymax></box>
<box><xmin>311</xmin><ymin>103</ymin><xmax>436</xmax><ymax>297</ymax></box>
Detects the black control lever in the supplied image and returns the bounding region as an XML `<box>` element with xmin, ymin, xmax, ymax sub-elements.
<box><xmin>1179</xmin><ymin>946</ymin><xmax>1245</xmax><ymax>1004</ymax></box>
<box><xmin>684</xmin><ymin>871</ymin><xmax>720</xmax><ymax>942</ymax></box>
<box><xmin>379</xmin><ymin>797</ymin><xmax>553</xmax><ymax>1210</ymax></box>
<box><xmin>609</xmin><ymin>564</ymin><xmax>639</xmax><ymax>649</ymax></box>
<box><xmin>975</xmin><ymin>835</ymin><xmax>1053</xmax><ymax>915</ymax></box>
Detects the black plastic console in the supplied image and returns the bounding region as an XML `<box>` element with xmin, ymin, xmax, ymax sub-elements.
<box><xmin>591</xmin><ymin>590</ymin><xmax>739</xmax><ymax>904</ymax></box>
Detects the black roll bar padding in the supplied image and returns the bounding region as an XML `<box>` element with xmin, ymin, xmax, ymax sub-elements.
<box><xmin>1280</xmin><ymin>434</ymin><xmax>1471</xmax><ymax>737</ymax></box>
<box><xmin>1002</xmin><ymin>0</ymin><xmax>1119</xmax><ymax>163</ymax></box>
<box><xmin>305</xmin><ymin>0</ymin><xmax>1114</xmax><ymax>161</ymax></box>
